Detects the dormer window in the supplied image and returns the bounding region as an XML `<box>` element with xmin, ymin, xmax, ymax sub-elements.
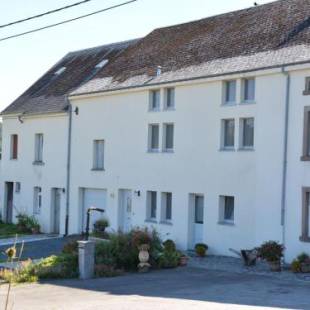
<box><xmin>303</xmin><ymin>77</ymin><xmax>310</xmax><ymax>95</ymax></box>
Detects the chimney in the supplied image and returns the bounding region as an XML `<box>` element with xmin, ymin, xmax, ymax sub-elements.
<box><xmin>156</xmin><ymin>66</ymin><xmax>162</xmax><ymax>76</ymax></box>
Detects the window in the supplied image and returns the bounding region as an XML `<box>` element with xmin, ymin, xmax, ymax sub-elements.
<box><xmin>194</xmin><ymin>195</ymin><xmax>204</xmax><ymax>224</ymax></box>
<box><xmin>240</xmin><ymin>118</ymin><xmax>254</xmax><ymax>148</ymax></box>
<box><xmin>10</xmin><ymin>134</ymin><xmax>18</xmax><ymax>159</ymax></box>
<box><xmin>303</xmin><ymin>77</ymin><xmax>310</xmax><ymax>96</ymax></box>
<box><xmin>150</xmin><ymin>90</ymin><xmax>160</xmax><ymax>110</ymax></box>
<box><xmin>165</xmin><ymin>88</ymin><xmax>175</xmax><ymax>109</ymax></box>
<box><xmin>301</xmin><ymin>188</ymin><xmax>310</xmax><ymax>242</ymax></box>
<box><xmin>93</xmin><ymin>140</ymin><xmax>104</xmax><ymax>170</ymax></box>
<box><xmin>222</xmin><ymin>119</ymin><xmax>235</xmax><ymax>149</ymax></box>
<box><xmin>219</xmin><ymin>196</ymin><xmax>235</xmax><ymax>224</ymax></box>
<box><xmin>148</xmin><ymin>124</ymin><xmax>159</xmax><ymax>151</ymax></box>
<box><xmin>163</xmin><ymin>123</ymin><xmax>174</xmax><ymax>151</ymax></box>
<box><xmin>33</xmin><ymin>187</ymin><xmax>42</xmax><ymax>215</ymax></box>
<box><xmin>161</xmin><ymin>192</ymin><xmax>172</xmax><ymax>221</ymax></box>
<box><xmin>242</xmin><ymin>78</ymin><xmax>255</xmax><ymax>102</ymax></box>
<box><xmin>301</xmin><ymin>107</ymin><xmax>310</xmax><ymax>161</ymax></box>
<box><xmin>224</xmin><ymin>80</ymin><xmax>236</xmax><ymax>104</ymax></box>
<box><xmin>34</xmin><ymin>133</ymin><xmax>43</xmax><ymax>163</ymax></box>
<box><xmin>147</xmin><ymin>191</ymin><xmax>157</xmax><ymax>220</ymax></box>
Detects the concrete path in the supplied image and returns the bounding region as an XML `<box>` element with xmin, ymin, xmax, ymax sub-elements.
<box><xmin>1</xmin><ymin>267</ymin><xmax>310</xmax><ymax>310</ymax></box>
<box><xmin>0</xmin><ymin>234</ymin><xmax>60</xmax><ymax>246</ymax></box>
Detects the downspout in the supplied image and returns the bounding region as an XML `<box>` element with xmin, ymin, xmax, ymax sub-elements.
<box><xmin>280</xmin><ymin>67</ymin><xmax>291</xmax><ymax>258</ymax></box>
<box><xmin>65</xmin><ymin>97</ymin><xmax>72</xmax><ymax>236</ymax></box>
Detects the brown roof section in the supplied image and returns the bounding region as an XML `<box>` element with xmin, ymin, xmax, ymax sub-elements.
<box><xmin>1</xmin><ymin>39</ymin><xmax>139</xmax><ymax>115</ymax></box>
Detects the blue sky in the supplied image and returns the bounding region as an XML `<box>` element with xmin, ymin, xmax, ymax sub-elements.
<box><xmin>0</xmin><ymin>0</ymin><xmax>273</xmax><ymax>111</ymax></box>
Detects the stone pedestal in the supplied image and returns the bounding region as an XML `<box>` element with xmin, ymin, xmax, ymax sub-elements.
<box><xmin>78</xmin><ymin>240</ymin><xmax>95</xmax><ymax>279</ymax></box>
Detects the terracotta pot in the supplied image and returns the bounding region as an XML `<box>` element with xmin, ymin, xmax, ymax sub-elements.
<box><xmin>179</xmin><ymin>256</ymin><xmax>189</xmax><ymax>266</ymax></box>
<box><xmin>269</xmin><ymin>260</ymin><xmax>281</xmax><ymax>272</ymax></box>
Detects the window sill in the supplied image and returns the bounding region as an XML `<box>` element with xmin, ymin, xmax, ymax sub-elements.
<box><xmin>303</xmin><ymin>91</ymin><xmax>310</xmax><ymax>96</ymax></box>
<box><xmin>91</xmin><ymin>168</ymin><xmax>105</xmax><ymax>171</ymax></box>
<box><xmin>33</xmin><ymin>161</ymin><xmax>45</xmax><ymax>166</ymax></box>
<box><xmin>159</xmin><ymin>220</ymin><xmax>173</xmax><ymax>226</ymax></box>
<box><xmin>163</xmin><ymin>107</ymin><xmax>175</xmax><ymax>111</ymax></box>
<box><xmin>221</xmin><ymin>102</ymin><xmax>237</xmax><ymax>107</ymax></box>
<box><xmin>219</xmin><ymin>147</ymin><xmax>235</xmax><ymax>152</ymax></box>
<box><xmin>147</xmin><ymin>149</ymin><xmax>160</xmax><ymax>153</ymax></box>
<box><xmin>300</xmin><ymin>236</ymin><xmax>310</xmax><ymax>243</ymax></box>
<box><xmin>148</xmin><ymin>108</ymin><xmax>160</xmax><ymax>112</ymax></box>
<box><xmin>145</xmin><ymin>219</ymin><xmax>157</xmax><ymax>224</ymax></box>
<box><xmin>240</xmin><ymin>100</ymin><xmax>256</xmax><ymax>105</ymax></box>
<box><xmin>162</xmin><ymin>149</ymin><xmax>174</xmax><ymax>153</ymax></box>
<box><xmin>238</xmin><ymin>147</ymin><xmax>255</xmax><ymax>152</ymax></box>
<box><xmin>218</xmin><ymin>221</ymin><xmax>235</xmax><ymax>226</ymax></box>
<box><xmin>300</xmin><ymin>155</ymin><xmax>310</xmax><ymax>161</ymax></box>
<box><xmin>10</xmin><ymin>158</ymin><xmax>18</xmax><ymax>161</ymax></box>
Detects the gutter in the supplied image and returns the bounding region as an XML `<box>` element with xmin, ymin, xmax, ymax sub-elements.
<box><xmin>280</xmin><ymin>67</ymin><xmax>291</xmax><ymax>258</ymax></box>
<box><xmin>65</xmin><ymin>97</ymin><xmax>72</xmax><ymax>236</ymax></box>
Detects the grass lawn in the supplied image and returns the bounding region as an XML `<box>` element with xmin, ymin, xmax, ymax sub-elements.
<box><xmin>0</xmin><ymin>222</ymin><xmax>25</xmax><ymax>239</ymax></box>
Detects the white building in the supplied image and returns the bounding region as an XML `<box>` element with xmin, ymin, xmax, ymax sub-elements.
<box><xmin>1</xmin><ymin>0</ymin><xmax>310</xmax><ymax>262</ymax></box>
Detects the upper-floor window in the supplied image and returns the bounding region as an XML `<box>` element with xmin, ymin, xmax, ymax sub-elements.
<box><xmin>219</xmin><ymin>196</ymin><xmax>235</xmax><ymax>224</ymax></box>
<box><xmin>93</xmin><ymin>140</ymin><xmax>104</xmax><ymax>170</ymax></box>
<box><xmin>301</xmin><ymin>187</ymin><xmax>310</xmax><ymax>242</ymax></box>
<box><xmin>147</xmin><ymin>191</ymin><xmax>157</xmax><ymax>220</ymax></box>
<box><xmin>224</xmin><ymin>80</ymin><xmax>236</xmax><ymax>104</ymax></box>
<box><xmin>149</xmin><ymin>90</ymin><xmax>160</xmax><ymax>111</ymax></box>
<box><xmin>240</xmin><ymin>118</ymin><xmax>254</xmax><ymax>149</ymax></box>
<box><xmin>222</xmin><ymin>119</ymin><xmax>235</xmax><ymax>149</ymax></box>
<box><xmin>242</xmin><ymin>78</ymin><xmax>255</xmax><ymax>102</ymax></box>
<box><xmin>10</xmin><ymin>134</ymin><xmax>18</xmax><ymax>160</ymax></box>
<box><xmin>163</xmin><ymin>123</ymin><xmax>174</xmax><ymax>151</ymax></box>
<box><xmin>34</xmin><ymin>133</ymin><xmax>44</xmax><ymax>163</ymax></box>
<box><xmin>301</xmin><ymin>106</ymin><xmax>310</xmax><ymax>161</ymax></box>
<box><xmin>148</xmin><ymin>124</ymin><xmax>159</xmax><ymax>152</ymax></box>
<box><xmin>303</xmin><ymin>77</ymin><xmax>310</xmax><ymax>96</ymax></box>
<box><xmin>161</xmin><ymin>192</ymin><xmax>172</xmax><ymax>222</ymax></box>
<box><xmin>164</xmin><ymin>88</ymin><xmax>175</xmax><ymax>110</ymax></box>
<box><xmin>33</xmin><ymin>186</ymin><xmax>42</xmax><ymax>214</ymax></box>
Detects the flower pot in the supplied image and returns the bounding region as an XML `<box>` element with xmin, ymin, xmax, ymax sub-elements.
<box><xmin>301</xmin><ymin>263</ymin><xmax>310</xmax><ymax>273</ymax></box>
<box><xmin>268</xmin><ymin>260</ymin><xmax>281</xmax><ymax>272</ymax></box>
<box><xmin>179</xmin><ymin>256</ymin><xmax>189</xmax><ymax>266</ymax></box>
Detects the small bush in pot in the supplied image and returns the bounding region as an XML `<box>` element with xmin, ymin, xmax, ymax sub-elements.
<box><xmin>259</xmin><ymin>241</ymin><xmax>284</xmax><ymax>271</ymax></box>
<box><xmin>163</xmin><ymin>239</ymin><xmax>176</xmax><ymax>252</ymax></box>
<box><xmin>93</xmin><ymin>218</ymin><xmax>109</xmax><ymax>237</ymax></box>
<box><xmin>291</xmin><ymin>253</ymin><xmax>310</xmax><ymax>273</ymax></box>
<box><xmin>195</xmin><ymin>243</ymin><xmax>208</xmax><ymax>257</ymax></box>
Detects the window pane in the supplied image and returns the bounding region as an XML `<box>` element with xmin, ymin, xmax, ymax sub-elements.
<box><xmin>165</xmin><ymin>124</ymin><xmax>174</xmax><ymax>149</ymax></box>
<box><xmin>165</xmin><ymin>192</ymin><xmax>172</xmax><ymax>220</ymax></box>
<box><xmin>225</xmin><ymin>81</ymin><xmax>236</xmax><ymax>103</ymax></box>
<box><xmin>166</xmin><ymin>88</ymin><xmax>175</xmax><ymax>108</ymax></box>
<box><xmin>150</xmin><ymin>191</ymin><xmax>157</xmax><ymax>219</ymax></box>
<box><xmin>224</xmin><ymin>196</ymin><xmax>234</xmax><ymax>221</ymax></box>
<box><xmin>243</xmin><ymin>118</ymin><xmax>254</xmax><ymax>147</ymax></box>
<box><xmin>151</xmin><ymin>90</ymin><xmax>160</xmax><ymax>109</ymax></box>
<box><xmin>195</xmin><ymin>196</ymin><xmax>204</xmax><ymax>224</ymax></box>
<box><xmin>308</xmin><ymin>112</ymin><xmax>310</xmax><ymax>156</ymax></box>
<box><xmin>244</xmin><ymin>79</ymin><xmax>255</xmax><ymax>101</ymax></box>
<box><xmin>151</xmin><ymin>125</ymin><xmax>159</xmax><ymax>149</ymax></box>
<box><xmin>11</xmin><ymin>135</ymin><xmax>18</xmax><ymax>159</ymax></box>
<box><xmin>224</xmin><ymin>120</ymin><xmax>235</xmax><ymax>147</ymax></box>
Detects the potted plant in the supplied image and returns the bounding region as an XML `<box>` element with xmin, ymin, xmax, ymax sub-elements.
<box><xmin>179</xmin><ymin>253</ymin><xmax>189</xmax><ymax>266</ymax></box>
<box><xmin>158</xmin><ymin>240</ymin><xmax>180</xmax><ymax>269</ymax></box>
<box><xmin>259</xmin><ymin>241</ymin><xmax>284</xmax><ymax>271</ymax></box>
<box><xmin>297</xmin><ymin>253</ymin><xmax>310</xmax><ymax>273</ymax></box>
<box><xmin>195</xmin><ymin>243</ymin><xmax>208</xmax><ymax>257</ymax></box>
<box><xmin>93</xmin><ymin>218</ymin><xmax>109</xmax><ymax>237</ymax></box>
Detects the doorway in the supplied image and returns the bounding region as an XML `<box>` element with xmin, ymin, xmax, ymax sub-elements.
<box><xmin>51</xmin><ymin>188</ymin><xmax>61</xmax><ymax>234</ymax></box>
<box><xmin>188</xmin><ymin>194</ymin><xmax>204</xmax><ymax>249</ymax></box>
<box><xmin>118</xmin><ymin>189</ymin><xmax>132</xmax><ymax>232</ymax></box>
<box><xmin>5</xmin><ymin>182</ymin><xmax>14</xmax><ymax>223</ymax></box>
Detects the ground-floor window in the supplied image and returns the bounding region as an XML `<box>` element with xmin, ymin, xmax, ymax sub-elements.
<box><xmin>219</xmin><ymin>195</ymin><xmax>235</xmax><ymax>224</ymax></box>
<box><xmin>33</xmin><ymin>186</ymin><xmax>42</xmax><ymax>215</ymax></box>
<box><xmin>301</xmin><ymin>187</ymin><xmax>310</xmax><ymax>242</ymax></box>
<box><xmin>161</xmin><ymin>192</ymin><xmax>172</xmax><ymax>222</ymax></box>
<box><xmin>146</xmin><ymin>191</ymin><xmax>157</xmax><ymax>220</ymax></box>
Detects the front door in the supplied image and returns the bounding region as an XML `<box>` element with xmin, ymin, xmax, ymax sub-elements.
<box><xmin>120</xmin><ymin>190</ymin><xmax>132</xmax><ymax>232</ymax></box>
<box><xmin>5</xmin><ymin>182</ymin><xmax>14</xmax><ymax>223</ymax></box>
<box><xmin>193</xmin><ymin>195</ymin><xmax>204</xmax><ymax>247</ymax></box>
<box><xmin>52</xmin><ymin>188</ymin><xmax>61</xmax><ymax>234</ymax></box>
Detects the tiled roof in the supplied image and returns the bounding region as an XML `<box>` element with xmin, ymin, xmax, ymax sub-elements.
<box><xmin>1</xmin><ymin>39</ymin><xmax>139</xmax><ymax>115</ymax></box>
<box><xmin>2</xmin><ymin>0</ymin><xmax>310</xmax><ymax>114</ymax></box>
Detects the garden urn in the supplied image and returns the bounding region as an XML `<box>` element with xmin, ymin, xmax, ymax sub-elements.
<box><xmin>138</xmin><ymin>244</ymin><xmax>151</xmax><ymax>272</ymax></box>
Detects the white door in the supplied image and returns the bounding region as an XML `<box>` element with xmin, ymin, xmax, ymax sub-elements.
<box><xmin>119</xmin><ymin>190</ymin><xmax>132</xmax><ymax>232</ymax></box>
<box><xmin>193</xmin><ymin>195</ymin><xmax>204</xmax><ymax>247</ymax></box>
<box><xmin>82</xmin><ymin>189</ymin><xmax>107</xmax><ymax>233</ymax></box>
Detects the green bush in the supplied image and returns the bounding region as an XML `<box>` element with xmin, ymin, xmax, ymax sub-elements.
<box><xmin>163</xmin><ymin>239</ymin><xmax>176</xmax><ymax>252</ymax></box>
<box><xmin>259</xmin><ymin>241</ymin><xmax>284</xmax><ymax>262</ymax></box>
<box><xmin>297</xmin><ymin>253</ymin><xmax>310</xmax><ymax>264</ymax></box>
<box><xmin>195</xmin><ymin>243</ymin><xmax>208</xmax><ymax>257</ymax></box>
<box><xmin>16</xmin><ymin>214</ymin><xmax>40</xmax><ymax>233</ymax></box>
<box><xmin>62</xmin><ymin>240</ymin><xmax>79</xmax><ymax>255</ymax></box>
<box><xmin>93</xmin><ymin>218</ymin><xmax>109</xmax><ymax>237</ymax></box>
<box><xmin>291</xmin><ymin>259</ymin><xmax>302</xmax><ymax>273</ymax></box>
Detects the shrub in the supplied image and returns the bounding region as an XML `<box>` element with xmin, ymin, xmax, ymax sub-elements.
<box><xmin>163</xmin><ymin>239</ymin><xmax>176</xmax><ymax>252</ymax></box>
<box><xmin>93</xmin><ymin>218</ymin><xmax>109</xmax><ymax>237</ymax></box>
<box><xmin>297</xmin><ymin>253</ymin><xmax>310</xmax><ymax>264</ymax></box>
<box><xmin>62</xmin><ymin>240</ymin><xmax>79</xmax><ymax>255</ymax></box>
<box><xmin>195</xmin><ymin>243</ymin><xmax>208</xmax><ymax>257</ymax></box>
<box><xmin>291</xmin><ymin>259</ymin><xmax>302</xmax><ymax>273</ymax></box>
<box><xmin>131</xmin><ymin>229</ymin><xmax>152</xmax><ymax>248</ymax></box>
<box><xmin>259</xmin><ymin>241</ymin><xmax>284</xmax><ymax>262</ymax></box>
<box><xmin>0</xmin><ymin>260</ymin><xmax>38</xmax><ymax>283</ymax></box>
<box><xmin>16</xmin><ymin>214</ymin><xmax>40</xmax><ymax>234</ymax></box>
<box><xmin>158</xmin><ymin>249</ymin><xmax>180</xmax><ymax>268</ymax></box>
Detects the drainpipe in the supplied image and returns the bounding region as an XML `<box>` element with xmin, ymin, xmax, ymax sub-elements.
<box><xmin>280</xmin><ymin>67</ymin><xmax>291</xmax><ymax>258</ymax></box>
<box><xmin>65</xmin><ymin>97</ymin><xmax>73</xmax><ymax>236</ymax></box>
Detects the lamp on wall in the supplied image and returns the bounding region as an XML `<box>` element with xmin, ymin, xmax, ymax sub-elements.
<box><xmin>134</xmin><ymin>190</ymin><xmax>141</xmax><ymax>197</ymax></box>
<box><xmin>74</xmin><ymin>107</ymin><xmax>79</xmax><ymax>115</ymax></box>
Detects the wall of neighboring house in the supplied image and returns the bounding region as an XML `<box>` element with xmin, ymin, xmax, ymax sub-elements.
<box><xmin>0</xmin><ymin>114</ymin><xmax>68</xmax><ymax>234</ymax></box>
<box><xmin>68</xmin><ymin>69</ymin><xmax>289</xmax><ymax>257</ymax></box>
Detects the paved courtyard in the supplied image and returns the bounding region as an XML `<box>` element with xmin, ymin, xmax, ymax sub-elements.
<box><xmin>1</xmin><ymin>267</ymin><xmax>310</xmax><ymax>310</ymax></box>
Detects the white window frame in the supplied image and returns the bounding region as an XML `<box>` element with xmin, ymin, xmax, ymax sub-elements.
<box><xmin>34</xmin><ymin>133</ymin><xmax>44</xmax><ymax>163</ymax></box>
<box><xmin>239</xmin><ymin>118</ymin><xmax>254</xmax><ymax>149</ymax></box>
<box><xmin>33</xmin><ymin>186</ymin><xmax>42</xmax><ymax>215</ymax></box>
<box><xmin>146</xmin><ymin>191</ymin><xmax>157</xmax><ymax>221</ymax></box>
<box><xmin>219</xmin><ymin>195</ymin><xmax>235</xmax><ymax>225</ymax></box>
<box><xmin>149</xmin><ymin>90</ymin><xmax>160</xmax><ymax>111</ymax></box>
<box><xmin>161</xmin><ymin>192</ymin><xmax>172</xmax><ymax>222</ymax></box>
<box><xmin>164</xmin><ymin>88</ymin><xmax>175</xmax><ymax>110</ymax></box>
<box><xmin>241</xmin><ymin>78</ymin><xmax>256</xmax><ymax>103</ymax></box>
<box><xmin>221</xmin><ymin>119</ymin><xmax>235</xmax><ymax>150</ymax></box>
<box><xmin>148</xmin><ymin>124</ymin><xmax>160</xmax><ymax>152</ymax></box>
<box><xmin>93</xmin><ymin>139</ymin><xmax>105</xmax><ymax>170</ymax></box>
<box><xmin>163</xmin><ymin>123</ymin><xmax>174</xmax><ymax>152</ymax></box>
<box><xmin>223</xmin><ymin>80</ymin><xmax>237</xmax><ymax>105</ymax></box>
